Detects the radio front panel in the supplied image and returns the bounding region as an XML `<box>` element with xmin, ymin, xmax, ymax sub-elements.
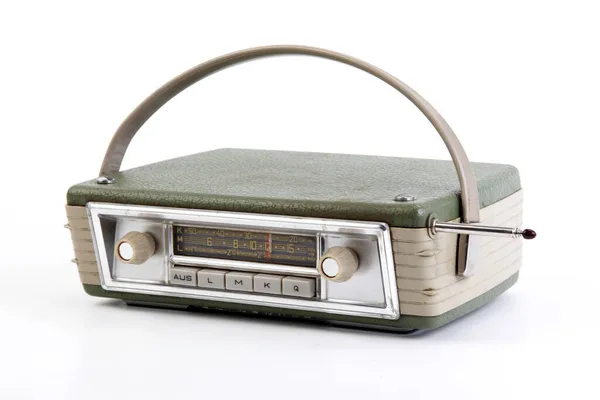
<box><xmin>88</xmin><ymin>203</ymin><xmax>400</xmax><ymax>320</ymax></box>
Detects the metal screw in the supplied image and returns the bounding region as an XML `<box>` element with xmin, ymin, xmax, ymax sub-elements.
<box><xmin>96</xmin><ymin>176</ymin><xmax>116</xmax><ymax>184</ymax></box>
<box><xmin>394</xmin><ymin>195</ymin><xmax>416</xmax><ymax>202</ymax></box>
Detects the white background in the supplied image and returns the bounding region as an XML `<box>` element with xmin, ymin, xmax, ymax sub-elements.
<box><xmin>0</xmin><ymin>1</ymin><xmax>598</xmax><ymax>399</ymax></box>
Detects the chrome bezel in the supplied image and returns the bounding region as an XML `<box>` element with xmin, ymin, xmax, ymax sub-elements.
<box><xmin>88</xmin><ymin>202</ymin><xmax>400</xmax><ymax>320</ymax></box>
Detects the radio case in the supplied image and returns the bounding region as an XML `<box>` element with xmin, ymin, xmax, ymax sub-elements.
<box><xmin>65</xmin><ymin>46</ymin><xmax>527</xmax><ymax>332</ymax></box>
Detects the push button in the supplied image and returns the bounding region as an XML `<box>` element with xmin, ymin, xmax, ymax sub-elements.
<box><xmin>282</xmin><ymin>277</ymin><xmax>316</xmax><ymax>298</ymax></box>
<box><xmin>253</xmin><ymin>274</ymin><xmax>283</xmax><ymax>295</ymax></box>
<box><xmin>225</xmin><ymin>271</ymin><xmax>255</xmax><ymax>292</ymax></box>
<box><xmin>169</xmin><ymin>267</ymin><xmax>198</xmax><ymax>287</ymax></box>
<box><xmin>197</xmin><ymin>269</ymin><xmax>227</xmax><ymax>289</ymax></box>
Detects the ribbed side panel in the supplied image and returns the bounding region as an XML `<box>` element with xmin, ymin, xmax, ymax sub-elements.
<box><xmin>391</xmin><ymin>190</ymin><xmax>523</xmax><ymax>316</ymax></box>
<box><xmin>66</xmin><ymin>205</ymin><xmax>100</xmax><ymax>285</ymax></box>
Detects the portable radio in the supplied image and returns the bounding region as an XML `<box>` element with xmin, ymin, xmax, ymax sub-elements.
<box><xmin>65</xmin><ymin>45</ymin><xmax>535</xmax><ymax>332</ymax></box>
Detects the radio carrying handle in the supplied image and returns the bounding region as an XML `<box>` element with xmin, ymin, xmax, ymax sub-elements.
<box><xmin>98</xmin><ymin>45</ymin><xmax>481</xmax><ymax>275</ymax></box>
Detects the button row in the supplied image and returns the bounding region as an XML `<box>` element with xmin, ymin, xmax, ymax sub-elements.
<box><xmin>169</xmin><ymin>267</ymin><xmax>316</xmax><ymax>298</ymax></box>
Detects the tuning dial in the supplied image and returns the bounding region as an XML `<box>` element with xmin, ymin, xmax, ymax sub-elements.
<box><xmin>116</xmin><ymin>231</ymin><xmax>156</xmax><ymax>264</ymax></box>
<box><xmin>317</xmin><ymin>247</ymin><xmax>359</xmax><ymax>282</ymax></box>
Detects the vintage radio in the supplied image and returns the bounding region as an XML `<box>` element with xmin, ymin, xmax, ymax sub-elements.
<box><xmin>65</xmin><ymin>45</ymin><xmax>535</xmax><ymax>333</ymax></box>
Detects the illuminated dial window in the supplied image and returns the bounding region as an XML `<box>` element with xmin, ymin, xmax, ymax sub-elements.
<box><xmin>173</xmin><ymin>226</ymin><xmax>317</xmax><ymax>267</ymax></box>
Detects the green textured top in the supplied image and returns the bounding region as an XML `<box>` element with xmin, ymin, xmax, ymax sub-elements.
<box><xmin>67</xmin><ymin>148</ymin><xmax>520</xmax><ymax>228</ymax></box>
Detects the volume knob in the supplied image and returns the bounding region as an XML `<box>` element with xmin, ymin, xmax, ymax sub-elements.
<box><xmin>116</xmin><ymin>231</ymin><xmax>156</xmax><ymax>264</ymax></box>
<box><xmin>318</xmin><ymin>247</ymin><xmax>359</xmax><ymax>282</ymax></box>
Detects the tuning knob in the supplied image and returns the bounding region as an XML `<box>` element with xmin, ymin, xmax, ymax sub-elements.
<box><xmin>116</xmin><ymin>231</ymin><xmax>156</xmax><ymax>264</ymax></box>
<box><xmin>317</xmin><ymin>247</ymin><xmax>359</xmax><ymax>282</ymax></box>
